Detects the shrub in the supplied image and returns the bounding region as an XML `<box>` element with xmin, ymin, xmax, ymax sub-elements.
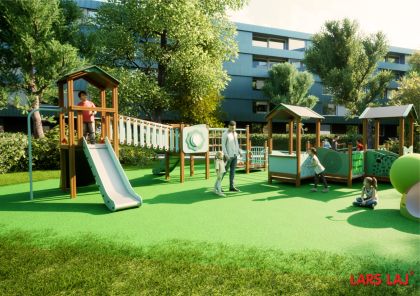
<box><xmin>31</xmin><ymin>126</ymin><xmax>61</xmax><ymax>170</ymax></box>
<box><xmin>118</xmin><ymin>145</ymin><xmax>157</xmax><ymax>167</ymax></box>
<box><xmin>0</xmin><ymin>133</ymin><xmax>28</xmax><ymax>174</ymax></box>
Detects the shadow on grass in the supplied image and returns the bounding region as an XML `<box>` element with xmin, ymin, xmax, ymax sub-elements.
<box><xmin>0</xmin><ymin>185</ymin><xmax>110</xmax><ymax>215</ymax></box>
<box><xmin>347</xmin><ymin>209</ymin><xmax>420</xmax><ymax>235</ymax></box>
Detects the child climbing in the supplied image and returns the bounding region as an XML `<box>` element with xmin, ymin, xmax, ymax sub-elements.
<box><xmin>77</xmin><ymin>91</ymin><xmax>97</xmax><ymax>144</ymax></box>
<box><xmin>307</xmin><ymin>147</ymin><xmax>329</xmax><ymax>192</ymax></box>
<box><xmin>214</xmin><ymin>151</ymin><xmax>226</xmax><ymax>197</ymax></box>
<box><xmin>353</xmin><ymin>177</ymin><xmax>378</xmax><ymax>209</ymax></box>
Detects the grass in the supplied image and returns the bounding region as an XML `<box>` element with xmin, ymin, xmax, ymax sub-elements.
<box><xmin>0</xmin><ymin>164</ymin><xmax>419</xmax><ymax>295</ymax></box>
<box><xmin>0</xmin><ymin>230</ymin><xmax>418</xmax><ymax>296</ymax></box>
<box><xmin>0</xmin><ymin>170</ymin><xmax>60</xmax><ymax>186</ymax></box>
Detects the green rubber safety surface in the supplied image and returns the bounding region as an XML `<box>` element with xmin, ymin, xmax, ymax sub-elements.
<box><xmin>0</xmin><ymin>164</ymin><xmax>419</xmax><ymax>263</ymax></box>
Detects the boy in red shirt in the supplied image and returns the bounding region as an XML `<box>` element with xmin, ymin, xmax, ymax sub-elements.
<box><xmin>356</xmin><ymin>139</ymin><xmax>364</xmax><ymax>151</ymax></box>
<box><xmin>77</xmin><ymin>91</ymin><xmax>96</xmax><ymax>144</ymax></box>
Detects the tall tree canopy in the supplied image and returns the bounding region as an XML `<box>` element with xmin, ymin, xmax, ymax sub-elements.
<box><xmin>91</xmin><ymin>0</ymin><xmax>247</xmax><ymax>123</ymax></box>
<box><xmin>262</xmin><ymin>63</ymin><xmax>318</xmax><ymax>108</ymax></box>
<box><xmin>303</xmin><ymin>19</ymin><xmax>393</xmax><ymax>117</ymax></box>
<box><xmin>0</xmin><ymin>0</ymin><xmax>82</xmax><ymax>137</ymax></box>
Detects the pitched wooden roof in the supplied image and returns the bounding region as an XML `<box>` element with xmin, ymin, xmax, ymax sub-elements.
<box><xmin>266</xmin><ymin>103</ymin><xmax>324</xmax><ymax>121</ymax></box>
<box><xmin>57</xmin><ymin>65</ymin><xmax>120</xmax><ymax>89</ymax></box>
<box><xmin>359</xmin><ymin>104</ymin><xmax>417</xmax><ymax>119</ymax></box>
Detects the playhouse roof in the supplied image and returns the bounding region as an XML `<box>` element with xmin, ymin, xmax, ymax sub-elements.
<box><xmin>359</xmin><ymin>104</ymin><xmax>417</xmax><ymax>120</ymax></box>
<box><xmin>57</xmin><ymin>65</ymin><xmax>120</xmax><ymax>89</ymax></box>
<box><xmin>266</xmin><ymin>103</ymin><xmax>324</xmax><ymax>121</ymax></box>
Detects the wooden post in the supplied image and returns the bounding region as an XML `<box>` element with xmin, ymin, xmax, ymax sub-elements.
<box><xmin>205</xmin><ymin>151</ymin><xmax>210</xmax><ymax>179</ymax></box>
<box><xmin>362</xmin><ymin>119</ymin><xmax>368</xmax><ymax>151</ymax></box>
<box><xmin>399</xmin><ymin>117</ymin><xmax>405</xmax><ymax>156</ymax></box>
<box><xmin>190</xmin><ymin>155</ymin><xmax>194</xmax><ymax>177</ymax></box>
<box><xmin>347</xmin><ymin>144</ymin><xmax>353</xmax><ymax>187</ymax></box>
<box><xmin>67</xmin><ymin>79</ymin><xmax>76</xmax><ymax>198</ymax></box>
<box><xmin>246</xmin><ymin>125</ymin><xmax>250</xmax><ymax>174</ymax></box>
<box><xmin>289</xmin><ymin>119</ymin><xmax>294</xmax><ymax>155</ymax></box>
<box><xmin>296</xmin><ymin>119</ymin><xmax>301</xmax><ymax>186</ymax></box>
<box><xmin>374</xmin><ymin>120</ymin><xmax>380</xmax><ymax>150</ymax></box>
<box><xmin>409</xmin><ymin>116</ymin><xmax>414</xmax><ymax>148</ymax></box>
<box><xmin>268</xmin><ymin>118</ymin><xmax>273</xmax><ymax>153</ymax></box>
<box><xmin>112</xmin><ymin>87</ymin><xmax>119</xmax><ymax>157</ymax></box>
<box><xmin>180</xmin><ymin>124</ymin><xmax>185</xmax><ymax>183</ymax></box>
<box><xmin>77</xmin><ymin>111</ymin><xmax>83</xmax><ymax>145</ymax></box>
<box><xmin>315</xmin><ymin>119</ymin><xmax>321</xmax><ymax>148</ymax></box>
<box><xmin>264</xmin><ymin>140</ymin><xmax>268</xmax><ymax>171</ymax></box>
<box><xmin>100</xmin><ymin>89</ymin><xmax>106</xmax><ymax>142</ymax></box>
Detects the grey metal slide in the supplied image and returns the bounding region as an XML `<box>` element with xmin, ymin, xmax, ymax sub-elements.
<box><xmin>83</xmin><ymin>138</ymin><xmax>142</xmax><ymax>211</ymax></box>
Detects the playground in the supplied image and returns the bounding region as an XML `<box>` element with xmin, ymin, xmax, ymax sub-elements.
<box><xmin>1</xmin><ymin>66</ymin><xmax>419</xmax><ymax>294</ymax></box>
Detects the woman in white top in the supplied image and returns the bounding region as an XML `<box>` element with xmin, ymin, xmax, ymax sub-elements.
<box><xmin>307</xmin><ymin>147</ymin><xmax>329</xmax><ymax>192</ymax></box>
<box><xmin>214</xmin><ymin>151</ymin><xmax>226</xmax><ymax>197</ymax></box>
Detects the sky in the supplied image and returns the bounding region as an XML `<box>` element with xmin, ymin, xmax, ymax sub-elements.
<box><xmin>228</xmin><ymin>0</ymin><xmax>420</xmax><ymax>49</ymax></box>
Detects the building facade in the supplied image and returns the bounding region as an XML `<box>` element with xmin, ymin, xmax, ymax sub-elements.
<box><xmin>223</xmin><ymin>23</ymin><xmax>413</xmax><ymax>134</ymax></box>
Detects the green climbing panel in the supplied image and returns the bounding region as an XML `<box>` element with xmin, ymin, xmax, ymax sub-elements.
<box><xmin>365</xmin><ymin>150</ymin><xmax>398</xmax><ymax>178</ymax></box>
<box><xmin>317</xmin><ymin>148</ymin><xmax>364</xmax><ymax>178</ymax></box>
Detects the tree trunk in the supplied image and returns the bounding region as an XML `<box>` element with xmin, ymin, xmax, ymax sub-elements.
<box><xmin>32</xmin><ymin>95</ymin><xmax>44</xmax><ymax>138</ymax></box>
<box><xmin>155</xmin><ymin>30</ymin><xmax>167</xmax><ymax>122</ymax></box>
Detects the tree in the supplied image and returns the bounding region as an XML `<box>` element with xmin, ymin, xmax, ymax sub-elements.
<box><xmin>88</xmin><ymin>67</ymin><xmax>170</xmax><ymax>119</ymax></box>
<box><xmin>407</xmin><ymin>50</ymin><xmax>420</xmax><ymax>73</ymax></box>
<box><xmin>390</xmin><ymin>71</ymin><xmax>420</xmax><ymax>114</ymax></box>
<box><xmin>91</xmin><ymin>0</ymin><xmax>247</xmax><ymax>122</ymax></box>
<box><xmin>262</xmin><ymin>63</ymin><xmax>318</xmax><ymax>108</ymax></box>
<box><xmin>0</xmin><ymin>0</ymin><xmax>82</xmax><ymax>138</ymax></box>
<box><xmin>303</xmin><ymin>19</ymin><xmax>393</xmax><ymax>117</ymax></box>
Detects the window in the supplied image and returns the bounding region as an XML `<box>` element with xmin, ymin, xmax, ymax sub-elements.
<box><xmin>252</xmin><ymin>37</ymin><xmax>268</xmax><ymax>48</ymax></box>
<box><xmin>253</xmin><ymin>58</ymin><xmax>268</xmax><ymax>68</ymax></box>
<box><xmin>289</xmin><ymin>59</ymin><xmax>301</xmax><ymax>69</ymax></box>
<box><xmin>82</xmin><ymin>8</ymin><xmax>97</xmax><ymax>18</ymax></box>
<box><xmin>252</xmin><ymin>78</ymin><xmax>265</xmax><ymax>90</ymax></box>
<box><xmin>385</xmin><ymin>54</ymin><xmax>401</xmax><ymax>64</ymax></box>
<box><xmin>289</xmin><ymin>39</ymin><xmax>306</xmax><ymax>51</ymax></box>
<box><xmin>268</xmin><ymin>39</ymin><xmax>285</xmax><ymax>50</ymax></box>
<box><xmin>253</xmin><ymin>101</ymin><xmax>269</xmax><ymax>114</ymax></box>
<box><xmin>323</xmin><ymin>103</ymin><xmax>336</xmax><ymax>115</ymax></box>
<box><xmin>252</xmin><ymin>34</ymin><xmax>286</xmax><ymax>50</ymax></box>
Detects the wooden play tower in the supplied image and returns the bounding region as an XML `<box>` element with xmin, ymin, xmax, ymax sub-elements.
<box><xmin>57</xmin><ymin>66</ymin><xmax>120</xmax><ymax>198</ymax></box>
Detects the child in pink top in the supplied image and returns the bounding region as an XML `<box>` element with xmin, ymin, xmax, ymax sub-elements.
<box><xmin>77</xmin><ymin>91</ymin><xmax>96</xmax><ymax>144</ymax></box>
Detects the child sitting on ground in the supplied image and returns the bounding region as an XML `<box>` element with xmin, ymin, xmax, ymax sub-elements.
<box><xmin>353</xmin><ymin>177</ymin><xmax>378</xmax><ymax>209</ymax></box>
<box><xmin>213</xmin><ymin>151</ymin><xmax>226</xmax><ymax>197</ymax></box>
<box><xmin>307</xmin><ymin>147</ymin><xmax>329</xmax><ymax>192</ymax></box>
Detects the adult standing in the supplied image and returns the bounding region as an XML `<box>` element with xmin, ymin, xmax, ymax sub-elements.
<box><xmin>222</xmin><ymin>121</ymin><xmax>241</xmax><ymax>192</ymax></box>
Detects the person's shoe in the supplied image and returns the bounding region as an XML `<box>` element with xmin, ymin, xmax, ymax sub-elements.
<box><xmin>370</xmin><ymin>203</ymin><xmax>376</xmax><ymax>209</ymax></box>
<box><xmin>229</xmin><ymin>187</ymin><xmax>240</xmax><ymax>192</ymax></box>
<box><xmin>216</xmin><ymin>191</ymin><xmax>226</xmax><ymax>197</ymax></box>
<box><xmin>322</xmin><ymin>188</ymin><xmax>329</xmax><ymax>193</ymax></box>
<box><xmin>310</xmin><ymin>188</ymin><xmax>317</xmax><ymax>192</ymax></box>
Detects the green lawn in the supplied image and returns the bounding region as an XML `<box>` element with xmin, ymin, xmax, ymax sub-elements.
<box><xmin>0</xmin><ymin>170</ymin><xmax>60</xmax><ymax>186</ymax></box>
<box><xmin>0</xmin><ymin>165</ymin><xmax>419</xmax><ymax>294</ymax></box>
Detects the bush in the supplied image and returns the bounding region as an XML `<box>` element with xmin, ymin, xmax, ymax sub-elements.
<box><xmin>118</xmin><ymin>145</ymin><xmax>157</xmax><ymax>167</ymax></box>
<box><xmin>31</xmin><ymin>127</ymin><xmax>61</xmax><ymax>170</ymax></box>
<box><xmin>0</xmin><ymin>133</ymin><xmax>28</xmax><ymax>174</ymax></box>
<box><xmin>250</xmin><ymin>133</ymin><xmax>362</xmax><ymax>151</ymax></box>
